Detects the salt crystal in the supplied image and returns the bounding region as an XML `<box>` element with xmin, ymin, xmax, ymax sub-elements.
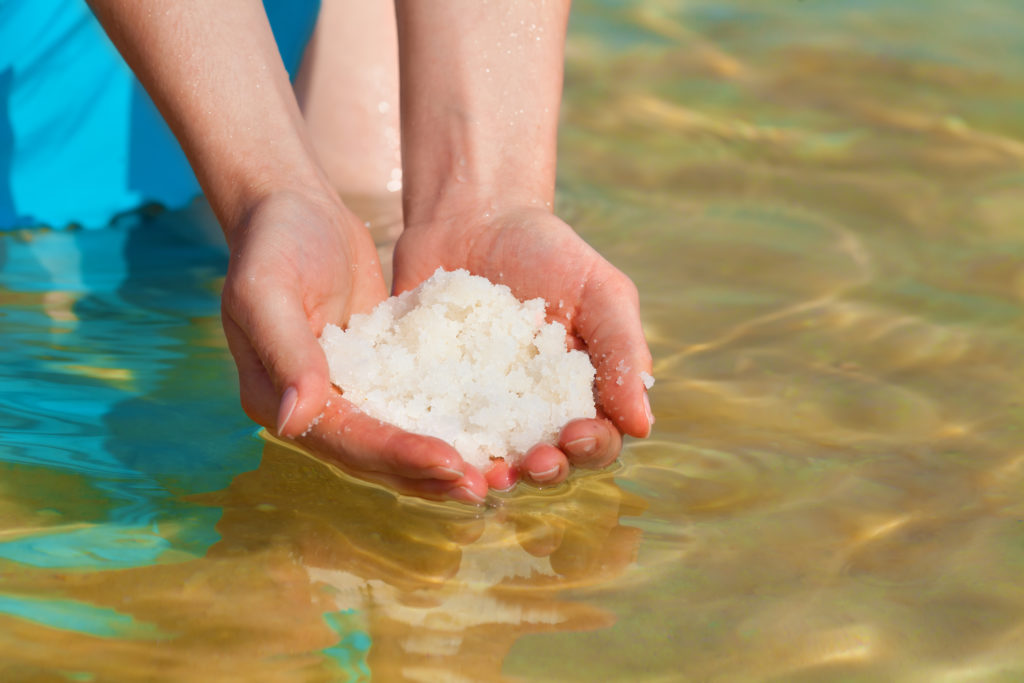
<box><xmin>640</xmin><ymin>371</ymin><xmax>656</xmax><ymax>390</ymax></box>
<box><xmin>301</xmin><ymin>411</ymin><xmax>325</xmax><ymax>437</ymax></box>
<box><xmin>318</xmin><ymin>268</ymin><xmax>597</xmax><ymax>470</ymax></box>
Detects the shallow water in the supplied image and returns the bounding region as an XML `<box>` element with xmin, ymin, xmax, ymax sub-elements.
<box><xmin>4</xmin><ymin>1</ymin><xmax>1024</xmax><ymax>680</ymax></box>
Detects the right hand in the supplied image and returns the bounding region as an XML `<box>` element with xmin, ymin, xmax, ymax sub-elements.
<box><xmin>220</xmin><ymin>189</ymin><xmax>489</xmax><ymax>503</ymax></box>
<box><xmin>393</xmin><ymin>205</ymin><xmax>653</xmax><ymax>491</ymax></box>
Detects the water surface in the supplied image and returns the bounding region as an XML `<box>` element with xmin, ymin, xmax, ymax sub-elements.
<box><xmin>4</xmin><ymin>1</ymin><xmax>1024</xmax><ymax>680</ymax></box>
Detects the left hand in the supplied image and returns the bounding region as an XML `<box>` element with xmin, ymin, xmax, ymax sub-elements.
<box><xmin>393</xmin><ymin>205</ymin><xmax>654</xmax><ymax>490</ymax></box>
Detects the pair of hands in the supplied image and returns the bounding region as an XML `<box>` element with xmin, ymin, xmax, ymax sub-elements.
<box><xmin>221</xmin><ymin>190</ymin><xmax>653</xmax><ymax>504</ymax></box>
<box><xmin>87</xmin><ymin>0</ymin><xmax>650</xmax><ymax>503</ymax></box>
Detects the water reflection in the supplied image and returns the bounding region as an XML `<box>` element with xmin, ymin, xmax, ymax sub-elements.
<box><xmin>0</xmin><ymin>438</ymin><xmax>646</xmax><ymax>680</ymax></box>
<box><xmin>214</xmin><ymin>439</ymin><xmax>645</xmax><ymax>680</ymax></box>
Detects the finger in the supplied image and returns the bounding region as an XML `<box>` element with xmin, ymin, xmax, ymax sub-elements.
<box><xmin>334</xmin><ymin>466</ymin><xmax>487</xmax><ymax>504</ymax></box>
<box><xmin>297</xmin><ymin>395</ymin><xmax>470</xmax><ymax>481</ymax></box>
<box><xmin>443</xmin><ymin>517</ymin><xmax>488</xmax><ymax>545</ymax></box>
<box><xmin>223</xmin><ymin>279</ymin><xmax>333</xmax><ymax>438</ymax></box>
<box><xmin>558</xmin><ymin>416</ymin><xmax>622</xmax><ymax>470</ymax></box>
<box><xmin>521</xmin><ymin>444</ymin><xmax>570</xmax><ymax>486</ymax></box>
<box><xmin>575</xmin><ymin>269</ymin><xmax>654</xmax><ymax>438</ymax></box>
<box><xmin>485</xmin><ymin>458</ymin><xmax>519</xmax><ymax>491</ymax></box>
<box><xmin>551</xmin><ymin>524</ymin><xmax>642</xmax><ymax>580</ymax></box>
<box><xmin>513</xmin><ymin>515</ymin><xmax>566</xmax><ymax>558</ymax></box>
<box><xmin>293</xmin><ymin>417</ymin><xmax>490</xmax><ymax>505</ymax></box>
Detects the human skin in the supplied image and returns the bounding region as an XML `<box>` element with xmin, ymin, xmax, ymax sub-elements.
<box><xmin>293</xmin><ymin>0</ymin><xmax>402</xmax><ymax>202</ymax></box>
<box><xmin>393</xmin><ymin>1</ymin><xmax>653</xmax><ymax>489</ymax></box>
<box><xmin>87</xmin><ymin>0</ymin><xmax>653</xmax><ymax>502</ymax></box>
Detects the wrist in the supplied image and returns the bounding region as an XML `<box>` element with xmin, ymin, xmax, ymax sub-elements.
<box><xmin>401</xmin><ymin>177</ymin><xmax>555</xmax><ymax>232</ymax></box>
<box><xmin>399</xmin><ymin>99</ymin><xmax>559</xmax><ymax>228</ymax></box>
<box><xmin>89</xmin><ymin>0</ymin><xmax>335</xmax><ymax>246</ymax></box>
<box><xmin>221</xmin><ymin>176</ymin><xmax>346</xmax><ymax>253</ymax></box>
<box><xmin>395</xmin><ymin>1</ymin><xmax>568</xmax><ymax>231</ymax></box>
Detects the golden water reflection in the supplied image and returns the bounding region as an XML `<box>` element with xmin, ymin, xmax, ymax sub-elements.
<box><xmin>0</xmin><ymin>440</ymin><xmax>647</xmax><ymax>681</ymax></box>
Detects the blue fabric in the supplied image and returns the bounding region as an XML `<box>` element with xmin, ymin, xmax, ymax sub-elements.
<box><xmin>0</xmin><ymin>0</ymin><xmax>320</xmax><ymax>230</ymax></box>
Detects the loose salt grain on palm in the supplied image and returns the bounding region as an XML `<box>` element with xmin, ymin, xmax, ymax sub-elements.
<box><xmin>318</xmin><ymin>268</ymin><xmax>597</xmax><ymax>470</ymax></box>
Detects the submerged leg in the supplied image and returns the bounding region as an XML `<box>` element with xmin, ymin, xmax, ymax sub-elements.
<box><xmin>294</xmin><ymin>0</ymin><xmax>402</xmax><ymax>206</ymax></box>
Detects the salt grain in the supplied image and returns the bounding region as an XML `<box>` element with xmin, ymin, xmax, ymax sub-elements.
<box><xmin>319</xmin><ymin>269</ymin><xmax>596</xmax><ymax>469</ymax></box>
<box><xmin>301</xmin><ymin>411</ymin><xmax>325</xmax><ymax>437</ymax></box>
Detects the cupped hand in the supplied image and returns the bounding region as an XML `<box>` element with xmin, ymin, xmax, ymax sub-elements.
<box><xmin>392</xmin><ymin>206</ymin><xmax>654</xmax><ymax>489</ymax></box>
<box><xmin>220</xmin><ymin>190</ymin><xmax>488</xmax><ymax>503</ymax></box>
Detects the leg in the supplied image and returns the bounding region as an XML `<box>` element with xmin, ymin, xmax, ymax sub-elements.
<box><xmin>294</xmin><ymin>0</ymin><xmax>402</xmax><ymax>220</ymax></box>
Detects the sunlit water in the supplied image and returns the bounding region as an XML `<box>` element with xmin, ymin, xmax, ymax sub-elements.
<box><xmin>4</xmin><ymin>1</ymin><xmax>1024</xmax><ymax>680</ymax></box>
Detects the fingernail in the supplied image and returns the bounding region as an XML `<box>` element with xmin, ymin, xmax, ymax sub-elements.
<box><xmin>643</xmin><ymin>392</ymin><xmax>655</xmax><ymax>430</ymax></box>
<box><xmin>493</xmin><ymin>479</ymin><xmax>517</xmax><ymax>493</ymax></box>
<box><xmin>565</xmin><ymin>436</ymin><xmax>597</xmax><ymax>456</ymax></box>
<box><xmin>277</xmin><ymin>386</ymin><xmax>299</xmax><ymax>435</ymax></box>
<box><xmin>429</xmin><ymin>465</ymin><xmax>465</xmax><ymax>480</ymax></box>
<box><xmin>449</xmin><ymin>486</ymin><xmax>486</xmax><ymax>505</ymax></box>
<box><xmin>529</xmin><ymin>465</ymin><xmax>561</xmax><ymax>482</ymax></box>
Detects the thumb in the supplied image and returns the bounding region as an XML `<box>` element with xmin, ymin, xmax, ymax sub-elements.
<box><xmin>226</xmin><ymin>284</ymin><xmax>333</xmax><ymax>439</ymax></box>
<box><xmin>576</xmin><ymin>270</ymin><xmax>654</xmax><ymax>438</ymax></box>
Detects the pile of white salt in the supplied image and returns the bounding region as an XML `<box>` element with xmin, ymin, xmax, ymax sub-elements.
<box><xmin>318</xmin><ymin>268</ymin><xmax>597</xmax><ymax>470</ymax></box>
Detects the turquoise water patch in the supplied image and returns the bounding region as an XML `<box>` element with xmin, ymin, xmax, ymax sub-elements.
<box><xmin>0</xmin><ymin>593</ymin><xmax>162</xmax><ymax>639</ymax></box>
<box><xmin>0</xmin><ymin>523</ymin><xmax>169</xmax><ymax>569</ymax></box>
<box><xmin>1</xmin><ymin>214</ymin><xmax>248</xmax><ymax>571</ymax></box>
<box><xmin>323</xmin><ymin>609</ymin><xmax>372</xmax><ymax>681</ymax></box>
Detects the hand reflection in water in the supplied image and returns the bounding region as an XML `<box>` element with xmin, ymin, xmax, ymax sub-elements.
<box><xmin>0</xmin><ymin>436</ymin><xmax>646</xmax><ymax>678</ymax></box>
<box><xmin>203</xmin><ymin>437</ymin><xmax>648</xmax><ymax>679</ymax></box>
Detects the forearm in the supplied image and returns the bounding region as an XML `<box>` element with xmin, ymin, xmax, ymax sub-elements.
<box><xmin>88</xmin><ymin>0</ymin><xmax>329</xmax><ymax>241</ymax></box>
<box><xmin>394</xmin><ymin>1</ymin><xmax>570</xmax><ymax>226</ymax></box>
